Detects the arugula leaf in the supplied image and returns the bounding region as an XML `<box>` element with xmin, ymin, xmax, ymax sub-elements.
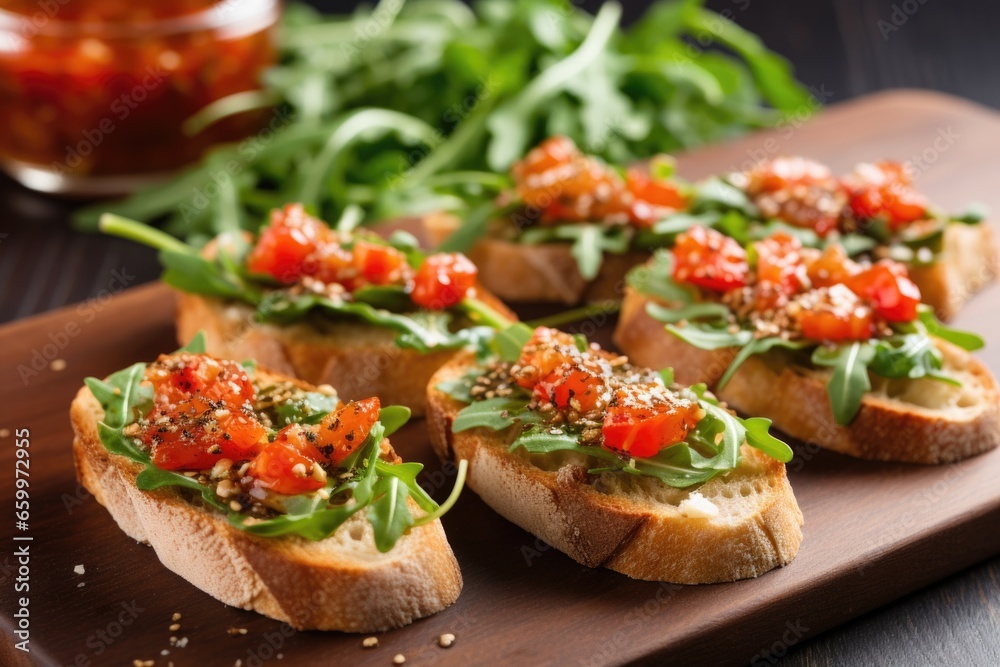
<box><xmin>177</xmin><ymin>331</ymin><xmax>207</xmax><ymax>354</ymax></box>
<box><xmin>667</xmin><ymin>322</ymin><xmax>754</xmax><ymax>350</ymax></box>
<box><xmin>742</xmin><ymin>417</ymin><xmax>793</xmax><ymax>463</ymax></box>
<box><xmin>492</xmin><ymin>322</ymin><xmax>534</xmax><ymax>362</ymax></box>
<box><xmin>717</xmin><ymin>336</ymin><xmax>811</xmax><ymax>389</ymax></box>
<box><xmin>917</xmin><ymin>306</ymin><xmax>984</xmax><ymax>351</ymax></box>
<box><xmin>626</xmin><ymin>251</ymin><xmax>696</xmax><ymax>304</ymax></box>
<box><xmin>268</xmin><ymin>390</ymin><xmax>339</xmax><ymax>426</ymax></box>
<box><xmin>692</xmin><ymin>178</ymin><xmax>759</xmax><ymax>217</ymax></box>
<box><xmin>379</xmin><ymin>405</ymin><xmax>412</xmax><ymax>436</ymax></box>
<box><xmin>135</xmin><ymin>467</ymin><xmax>229</xmax><ymax>512</ymax></box>
<box><xmin>375</xmin><ymin>460</ymin><xmax>437</xmax><ymax>513</ymax></box>
<box><xmin>367</xmin><ymin>476</ymin><xmax>414</xmax><ymax>553</ymax></box>
<box><xmin>452</xmin><ymin>397</ymin><xmax>540</xmax><ymax>432</ymax></box>
<box><xmin>646</xmin><ymin>301</ymin><xmax>731</xmax><ymax>325</ymax></box>
<box><xmin>255</xmin><ymin>291</ymin><xmax>483</xmax><ymax>352</ymax></box>
<box><xmin>520</xmin><ymin>223</ymin><xmax>631</xmax><ymax>281</ymax></box>
<box><xmin>811</xmin><ymin>342</ymin><xmax>876</xmax><ymax>425</ymax></box>
<box><xmin>869</xmin><ymin>333</ymin><xmax>943</xmax><ymax>380</ymax></box>
<box><xmin>950</xmin><ymin>204</ymin><xmax>988</xmax><ymax>224</ymax></box>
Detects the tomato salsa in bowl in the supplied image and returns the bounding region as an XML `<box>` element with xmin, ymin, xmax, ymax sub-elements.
<box><xmin>0</xmin><ymin>0</ymin><xmax>279</xmax><ymax>195</ymax></box>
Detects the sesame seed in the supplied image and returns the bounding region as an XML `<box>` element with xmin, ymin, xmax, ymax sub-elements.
<box><xmin>362</xmin><ymin>636</ymin><xmax>379</xmax><ymax>648</ymax></box>
<box><xmin>50</xmin><ymin>359</ymin><xmax>67</xmax><ymax>371</ymax></box>
<box><xmin>172</xmin><ymin>613</ymin><xmax>181</xmax><ymax>621</ymax></box>
<box><xmin>229</xmin><ymin>500</ymin><xmax>242</xmax><ymax>512</ymax></box>
<box><xmin>438</xmin><ymin>633</ymin><xmax>456</xmax><ymax>648</ymax></box>
<box><xmin>393</xmin><ymin>654</ymin><xmax>406</xmax><ymax>665</ymax></box>
<box><xmin>169</xmin><ymin>623</ymin><xmax>180</xmax><ymax>631</ymax></box>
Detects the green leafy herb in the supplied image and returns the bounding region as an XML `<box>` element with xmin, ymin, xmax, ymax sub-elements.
<box><xmin>917</xmin><ymin>306</ymin><xmax>984</xmax><ymax>351</ymax></box>
<box><xmin>626</xmin><ymin>251</ymin><xmax>696</xmax><ymax>304</ymax></box>
<box><xmin>811</xmin><ymin>342</ymin><xmax>876</xmax><ymax>424</ymax></box>
<box><xmin>520</xmin><ymin>223</ymin><xmax>632</xmax><ymax>281</ymax></box>
<box><xmin>77</xmin><ymin>0</ymin><xmax>814</xmax><ymax>243</ymax></box>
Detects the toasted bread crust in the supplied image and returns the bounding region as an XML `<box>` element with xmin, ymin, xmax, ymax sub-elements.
<box><xmin>426</xmin><ymin>352</ymin><xmax>803</xmax><ymax>583</ymax></box>
<box><xmin>70</xmin><ymin>371</ymin><xmax>463</xmax><ymax>632</ymax></box>
<box><xmin>908</xmin><ymin>223</ymin><xmax>999</xmax><ymax>321</ymax></box>
<box><xmin>615</xmin><ymin>290</ymin><xmax>1000</xmax><ymax>464</ymax></box>
<box><xmin>175</xmin><ymin>286</ymin><xmax>515</xmax><ymax>417</ymax></box>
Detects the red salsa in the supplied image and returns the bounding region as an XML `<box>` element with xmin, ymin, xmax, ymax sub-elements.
<box><xmin>0</xmin><ymin>0</ymin><xmax>278</xmax><ymax>190</ymax></box>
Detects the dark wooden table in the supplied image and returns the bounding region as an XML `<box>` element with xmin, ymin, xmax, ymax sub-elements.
<box><xmin>1</xmin><ymin>1</ymin><xmax>999</xmax><ymax>665</ymax></box>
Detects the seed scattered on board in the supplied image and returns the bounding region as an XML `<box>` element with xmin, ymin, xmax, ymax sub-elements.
<box><xmin>50</xmin><ymin>359</ymin><xmax>67</xmax><ymax>371</ymax></box>
<box><xmin>438</xmin><ymin>633</ymin><xmax>456</xmax><ymax>648</ymax></box>
<box><xmin>392</xmin><ymin>654</ymin><xmax>406</xmax><ymax>665</ymax></box>
<box><xmin>362</xmin><ymin>636</ymin><xmax>379</xmax><ymax>648</ymax></box>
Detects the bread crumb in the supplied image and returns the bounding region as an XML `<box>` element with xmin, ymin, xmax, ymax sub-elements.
<box><xmin>438</xmin><ymin>633</ymin><xmax>456</xmax><ymax>648</ymax></box>
<box><xmin>50</xmin><ymin>359</ymin><xmax>67</xmax><ymax>371</ymax></box>
<box><xmin>227</xmin><ymin>627</ymin><xmax>248</xmax><ymax>636</ymax></box>
<box><xmin>73</xmin><ymin>564</ymin><xmax>85</xmax><ymax>575</ymax></box>
<box><xmin>678</xmin><ymin>492</ymin><xmax>719</xmax><ymax>519</ymax></box>
<box><xmin>362</xmin><ymin>636</ymin><xmax>378</xmax><ymax>648</ymax></box>
<box><xmin>393</xmin><ymin>655</ymin><xmax>405</xmax><ymax>665</ymax></box>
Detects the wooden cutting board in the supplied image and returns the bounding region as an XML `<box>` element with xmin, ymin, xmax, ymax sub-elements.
<box><xmin>3</xmin><ymin>90</ymin><xmax>1000</xmax><ymax>667</ymax></box>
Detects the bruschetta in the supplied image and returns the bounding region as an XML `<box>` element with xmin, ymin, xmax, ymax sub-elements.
<box><xmin>70</xmin><ymin>335</ymin><xmax>465</xmax><ymax>631</ymax></box>
<box><xmin>429</xmin><ymin>139</ymin><xmax>997</xmax><ymax>318</ymax></box>
<box><xmin>100</xmin><ymin>205</ymin><xmax>516</xmax><ymax>416</ymax></box>
<box><xmin>426</xmin><ymin>325</ymin><xmax>803</xmax><ymax>583</ymax></box>
<box><xmin>614</xmin><ymin>227</ymin><xmax>1000</xmax><ymax>464</ymax></box>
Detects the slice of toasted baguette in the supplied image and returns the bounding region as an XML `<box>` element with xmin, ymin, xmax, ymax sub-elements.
<box><xmin>70</xmin><ymin>369</ymin><xmax>463</xmax><ymax>632</ymax></box>
<box><xmin>174</xmin><ymin>286</ymin><xmax>515</xmax><ymax>417</ymax></box>
<box><xmin>423</xmin><ymin>212</ymin><xmax>647</xmax><ymax>304</ymax></box>
<box><xmin>615</xmin><ymin>290</ymin><xmax>1000</xmax><ymax>463</ymax></box>
<box><xmin>425</xmin><ymin>351</ymin><xmax>803</xmax><ymax>584</ymax></box>
<box><xmin>907</xmin><ymin>222</ymin><xmax>999</xmax><ymax>321</ymax></box>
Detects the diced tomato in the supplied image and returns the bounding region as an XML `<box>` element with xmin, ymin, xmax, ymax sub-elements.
<box><xmin>512</xmin><ymin>136</ymin><xmax>580</xmax><ymax>185</ymax></box>
<box><xmin>532</xmin><ymin>364</ymin><xmax>607</xmax><ymax>413</ymax></box>
<box><xmin>246</xmin><ymin>204</ymin><xmax>328</xmax><ymax>283</ymax></box>
<box><xmin>515</xmin><ymin>327</ymin><xmax>579</xmax><ymax>389</ymax></box>
<box><xmin>806</xmin><ymin>243</ymin><xmax>859</xmax><ymax>288</ymax></box>
<box><xmin>146</xmin><ymin>353</ymin><xmax>255</xmax><ymax>410</ymax></box>
<box><xmin>512</xmin><ymin>136</ymin><xmax>627</xmax><ymax>223</ymax></box>
<box><xmin>410</xmin><ymin>253</ymin><xmax>478</xmax><ymax>309</ymax></box>
<box><xmin>315</xmin><ymin>397</ymin><xmax>381</xmax><ymax>465</ymax></box>
<box><xmin>248</xmin><ymin>432</ymin><xmax>325</xmax><ymax>495</ymax></box>
<box><xmin>846</xmin><ymin>261</ymin><xmax>922</xmax><ymax>323</ymax></box>
<box><xmin>143</xmin><ymin>399</ymin><xmax>267</xmax><ymax>471</ymax></box>
<box><xmin>626</xmin><ymin>168</ymin><xmax>687</xmax><ymax>228</ymax></box>
<box><xmin>672</xmin><ymin>226</ymin><xmax>749</xmax><ymax>292</ymax></box>
<box><xmin>601</xmin><ymin>388</ymin><xmax>701</xmax><ymax>459</ymax></box>
<box><xmin>353</xmin><ymin>240</ymin><xmax>409</xmax><ymax>286</ymax></box>
<box><xmin>754</xmin><ymin>233</ymin><xmax>808</xmax><ymax>309</ymax></box>
<box><xmin>796</xmin><ymin>285</ymin><xmax>875</xmax><ymax>342</ymax></box>
<box><xmin>312</xmin><ymin>241</ymin><xmax>356</xmax><ymax>287</ymax></box>
<box><xmin>747</xmin><ymin>156</ymin><xmax>832</xmax><ymax>192</ymax></box>
<box><xmin>845</xmin><ymin>161</ymin><xmax>928</xmax><ymax>230</ymax></box>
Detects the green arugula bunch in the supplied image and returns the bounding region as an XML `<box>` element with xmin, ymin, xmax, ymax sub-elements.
<box><xmin>100</xmin><ymin>213</ymin><xmax>512</xmax><ymax>353</ymax></box>
<box><xmin>76</xmin><ymin>0</ymin><xmax>813</xmax><ymax>245</ymax></box>
<box><xmin>437</xmin><ymin>323</ymin><xmax>793</xmax><ymax>489</ymax></box>
<box><xmin>84</xmin><ymin>333</ymin><xmax>466</xmax><ymax>552</ymax></box>
<box><xmin>631</xmin><ymin>252</ymin><xmax>985</xmax><ymax>424</ymax></box>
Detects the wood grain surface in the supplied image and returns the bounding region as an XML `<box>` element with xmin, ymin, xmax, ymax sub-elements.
<box><xmin>2</xmin><ymin>90</ymin><xmax>1000</xmax><ymax>666</ymax></box>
